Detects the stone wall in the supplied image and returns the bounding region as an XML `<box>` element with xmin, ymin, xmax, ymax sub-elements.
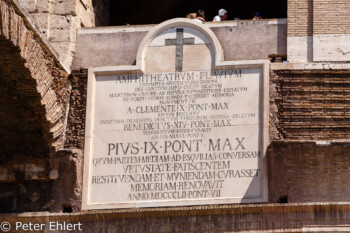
<box><xmin>17</xmin><ymin>0</ymin><xmax>110</xmax><ymax>68</ymax></box>
<box><xmin>72</xmin><ymin>19</ymin><xmax>287</xmax><ymax>69</ymax></box>
<box><xmin>313</xmin><ymin>0</ymin><xmax>350</xmax><ymax>35</ymax></box>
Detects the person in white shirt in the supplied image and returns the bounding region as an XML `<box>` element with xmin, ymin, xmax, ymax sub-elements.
<box><xmin>213</xmin><ymin>9</ymin><xmax>228</xmax><ymax>22</ymax></box>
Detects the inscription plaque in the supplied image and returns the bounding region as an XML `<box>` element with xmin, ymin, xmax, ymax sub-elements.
<box><xmin>82</xmin><ymin>19</ymin><xmax>269</xmax><ymax>210</ymax></box>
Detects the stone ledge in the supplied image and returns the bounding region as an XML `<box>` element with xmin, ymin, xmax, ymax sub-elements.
<box><xmin>1</xmin><ymin>203</ymin><xmax>350</xmax><ymax>232</ymax></box>
<box><xmin>76</xmin><ymin>18</ymin><xmax>287</xmax><ymax>34</ymax></box>
<box><xmin>271</xmin><ymin>62</ymin><xmax>350</xmax><ymax>71</ymax></box>
<box><xmin>1</xmin><ymin>202</ymin><xmax>350</xmax><ymax>218</ymax></box>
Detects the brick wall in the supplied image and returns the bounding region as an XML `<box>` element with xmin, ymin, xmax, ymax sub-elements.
<box><xmin>271</xmin><ymin>70</ymin><xmax>350</xmax><ymax>140</ymax></box>
<box><xmin>268</xmin><ymin>141</ymin><xmax>350</xmax><ymax>203</ymax></box>
<box><xmin>65</xmin><ymin>70</ymin><xmax>88</xmax><ymax>149</ymax></box>
<box><xmin>268</xmin><ymin>69</ymin><xmax>350</xmax><ymax>203</ymax></box>
<box><xmin>288</xmin><ymin>0</ymin><xmax>350</xmax><ymax>36</ymax></box>
<box><xmin>0</xmin><ymin>0</ymin><xmax>70</xmax><ymax>150</ymax></box>
<box><xmin>288</xmin><ymin>0</ymin><xmax>313</xmax><ymax>37</ymax></box>
<box><xmin>0</xmin><ymin>0</ymin><xmax>82</xmax><ymax>213</ymax></box>
<box><xmin>288</xmin><ymin>0</ymin><xmax>350</xmax><ymax>62</ymax></box>
<box><xmin>313</xmin><ymin>0</ymin><xmax>350</xmax><ymax>35</ymax></box>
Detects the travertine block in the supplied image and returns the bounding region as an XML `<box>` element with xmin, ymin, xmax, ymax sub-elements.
<box><xmin>49</xmin><ymin>14</ymin><xmax>75</xmax><ymax>29</ymax></box>
<box><xmin>33</xmin><ymin>0</ymin><xmax>50</xmax><ymax>12</ymax></box>
<box><xmin>49</xmin><ymin>26</ymin><xmax>76</xmax><ymax>42</ymax></box>
<box><xmin>28</xmin><ymin>13</ymin><xmax>49</xmax><ymax>37</ymax></box>
<box><xmin>19</xmin><ymin>0</ymin><xmax>36</xmax><ymax>12</ymax></box>
<box><xmin>287</xmin><ymin>36</ymin><xmax>313</xmax><ymax>62</ymax></box>
<box><xmin>313</xmin><ymin>34</ymin><xmax>350</xmax><ymax>62</ymax></box>
<box><xmin>76</xmin><ymin>0</ymin><xmax>94</xmax><ymax>27</ymax></box>
<box><xmin>51</xmin><ymin>41</ymin><xmax>75</xmax><ymax>67</ymax></box>
<box><xmin>50</xmin><ymin>0</ymin><xmax>76</xmax><ymax>15</ymax></box>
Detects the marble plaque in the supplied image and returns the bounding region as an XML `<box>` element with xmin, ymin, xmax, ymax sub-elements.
<box><xmin>82</xmin><ymin>19</ymin><xmax>269</xmax><ymax>210</ymax></box>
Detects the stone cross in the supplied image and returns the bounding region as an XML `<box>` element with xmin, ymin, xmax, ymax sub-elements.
<box><xmin>165</xmin><ymin>28</ymin><xmax>195</xmax><ymax>72</ymax></box>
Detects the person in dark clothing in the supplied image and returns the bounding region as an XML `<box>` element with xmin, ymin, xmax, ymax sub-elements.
<box><xmin>194</xmin><ymin>9</ymin><xmax>205</xmax><ymax>23</ymax></box>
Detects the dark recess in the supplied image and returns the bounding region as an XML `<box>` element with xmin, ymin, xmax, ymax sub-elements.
<box><xmin>109</xmin><ymin>0</ymin><xmax>287</xmax><ymax>26</ymax></box>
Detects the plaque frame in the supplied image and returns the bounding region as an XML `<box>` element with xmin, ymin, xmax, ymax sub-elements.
<box><xmin>82</xmin><ymin>18</ymin><xmax>270</xmax><ymax>210</ymax></box>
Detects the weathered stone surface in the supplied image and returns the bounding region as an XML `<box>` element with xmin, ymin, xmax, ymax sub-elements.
<box><xmin>50</xmin><ymin>0</ymin><xmax>76</xmax><ymax>15</ymax></box>
<box><xmin>72</xmin><ymin>19</ymin><xmax>287</xmax><ymax>69</ymax></box>
<box><xmin>16</xmin><ymin>0</ymin><xmax>108</xmax><ymax>68</ymax></box>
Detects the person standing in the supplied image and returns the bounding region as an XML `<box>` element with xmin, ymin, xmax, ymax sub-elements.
<box><xmin>213</xmin><ymin>9</ymin><xmax>228</xmax><ymax>22</ymax></box>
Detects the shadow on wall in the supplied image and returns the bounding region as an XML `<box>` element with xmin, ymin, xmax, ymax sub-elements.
<box><xmin>0</xmin><ymin>35</ymin><xmax>80</xmax><ymax>214</ymax></box>
<box><xmin>93</xmin><ymin>0</ymin><xmax>111</xmax><ymax>26</ymax></box>
<box><xmin>267</xmin><ymin>141</ymin><xmax>350</xmax><ymax>203</ymax></box>
<box><xmin>0</xmin><ymin>38</ymin><xmax>53</xmax><ymax>212</ymax></box>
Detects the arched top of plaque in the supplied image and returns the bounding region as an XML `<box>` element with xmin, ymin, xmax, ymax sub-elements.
<box><xmin>136</xmin><ymin>18</ymin><xmax>224</xmax><ymax>73</ymax></box>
